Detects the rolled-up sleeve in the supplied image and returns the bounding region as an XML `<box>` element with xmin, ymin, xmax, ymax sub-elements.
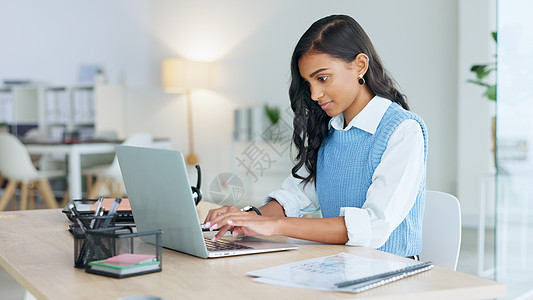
<box><xmin>342</xmin><ymin>119</ymin><xmax>425</xmax><ymax>248</ymax></box>
<box><xmin>263</xmin><ymin>169</ymin><xmax>320</xmax><ymax>217</ymax></box>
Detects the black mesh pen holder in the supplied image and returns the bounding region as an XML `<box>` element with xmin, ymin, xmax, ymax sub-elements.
<box><xmin>73</xmin><ymin>224</ymin><xmax>131</xmax><ymax>269</ymax></box>
<box><xmin>71</xmin><ymin>214</ymin><xmax>121</xmax><ymax>269</ymax></box>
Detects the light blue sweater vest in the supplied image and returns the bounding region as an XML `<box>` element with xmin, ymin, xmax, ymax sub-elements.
<box><xmin>316</xmin><ymin>102</ymin><xmax>428</xmax><ymax>256</ymax></box>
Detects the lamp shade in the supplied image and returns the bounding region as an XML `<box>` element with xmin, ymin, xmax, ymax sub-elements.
<box><xmin>162</xmin><ymin>58</ymin><xmax>214</xmax><ymax>93</ymax></box>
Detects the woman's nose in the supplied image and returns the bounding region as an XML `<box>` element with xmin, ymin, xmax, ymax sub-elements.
<box><xmin>310</xmin><ymin>85</ymin><xmax>324</xmax><ymax>101</ymax></box>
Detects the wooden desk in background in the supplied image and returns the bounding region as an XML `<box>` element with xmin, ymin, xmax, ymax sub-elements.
<box><xmin>0</xmin><ymin>209</ymin><xmax>506</xmax><ymax>300</ymax></box>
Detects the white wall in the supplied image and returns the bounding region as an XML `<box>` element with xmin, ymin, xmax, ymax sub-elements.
<box><xmin>0</xmin><ymin>0</ymin><xmax>152</xmax><ymax>86</ymax></box>
<box><xmin>457</xmin><ymin>0</ymin><xmax>497</xmax><ymax>227</ymax></box>
<box><xmin>0</xmin><ymin>1</ymin><xmax>487</xmax><ymax>214</ymax></box>
<box><xmin>147</xmin><ymin>0</ymin><xmax>460</xmax><ymax>198</ymax></box>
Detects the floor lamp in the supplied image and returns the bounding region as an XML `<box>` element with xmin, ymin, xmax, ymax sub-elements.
<box><xmin>162</xmin><ymin>58</ymin><xmax>213</xmax><ymax>165</ymax></box>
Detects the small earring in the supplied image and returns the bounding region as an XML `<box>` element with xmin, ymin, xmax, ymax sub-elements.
<box><xmin>358</xmin><ymin>74</ymin><xmax>365</xmax><ymax>85</ymax></box>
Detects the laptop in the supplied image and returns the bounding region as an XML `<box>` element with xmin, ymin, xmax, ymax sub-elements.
<box><xmin>116</xmin><ymin>145</ymin><xmax>298</xmax><ymax>258</ymax></box>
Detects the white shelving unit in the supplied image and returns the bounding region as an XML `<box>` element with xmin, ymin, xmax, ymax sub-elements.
<box><xmin>42</xmin><ymin>84</ymin><xmax>96</xmax><ymax>140</ymax></box>
<box><xmin>1</xmin><ymin>83</ymin><xmax>124</xmax><ymax>141</ymax></box>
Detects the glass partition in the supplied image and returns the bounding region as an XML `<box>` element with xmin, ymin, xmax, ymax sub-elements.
<box><xmin>496</xmin><ymin>0</ymin><xmax>533</xmax><ymax>298</ymax></box>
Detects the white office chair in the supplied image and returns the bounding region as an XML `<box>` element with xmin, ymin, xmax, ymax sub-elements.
<box><xmin>419</xmin><ymin>190</ymin><xmax>462</xmax><ymax>271</ymax></box>
<box><xmin>84</xmin><ymin>132</ymin><xmax>153</xmax><ymax>198</ymax></box>
<box><xmin>23</xmin><ymin>128</ymin><xmax>68</xmax><ymax>172</ymax></box>
<box><xmin>0</xmin><ymin>133</ymin><xmax>64</xmax><ymax>211</ymax></box>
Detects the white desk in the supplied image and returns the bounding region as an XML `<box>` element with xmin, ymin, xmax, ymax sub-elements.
<box><xmin>26</xmin><ymin>142</ymin><xmax>117</xmax><ymax>200</ymax></box>
<box><xmin>25</xmin><ymin>140</ymin><xmax>172</xmax><ymax>200</ymax></box>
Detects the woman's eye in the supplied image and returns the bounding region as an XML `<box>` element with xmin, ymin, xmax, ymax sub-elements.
<box><xmin>317</xmin><ymin>76</ymin><xmax>328</xmax><ymax>82</ymax></box>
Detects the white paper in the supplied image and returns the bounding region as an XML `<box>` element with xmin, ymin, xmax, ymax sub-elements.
<box><xmin>247</xmin><ymin>253</ymin><xmax>423</xmax><ymax>293</ymax></box>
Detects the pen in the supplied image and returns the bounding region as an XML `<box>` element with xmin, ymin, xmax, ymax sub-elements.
<box><xmin>75</xmin><ymin>217</ymin><xmax>86</xmax><ymax>233</ymax></box>
<box><xmin>74</xmin><ymin>213</ymin><xmax>88</xmax><ymax>268</ymax></box>
<box><xmin>68</xmin><ymin>203</ymin><xmax>81</xmax><ymax>218</ymax></box>
<box><xmin>93</xmin><ymin>206</ymin><xmax>105</xmax><ymax>229</ymax></box>
<box><xmin>94</xmin><ymin>196</ymin><xmax>104</xmax><ymax>214</ymax></box>
<box><xmin>101</xmin><ymin>198</ymin><xmax>122</xmax><ymax>228</ymax></box>
<box><xmin>69</xmin><ymin>203</ymin><xmax>91</xmax><ymax>229</ymax></box>
<box><xmin>90</xmin><ymin>196</ymin><xmax>104</xmax><ymax>229</ymax></box>
<box><xmin>82</xmin><ymin>206</ymin><xmax>112</xmax><ymax>266</ymax></box>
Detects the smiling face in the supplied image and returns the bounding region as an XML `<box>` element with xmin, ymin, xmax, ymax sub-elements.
<box><xmin>298</xmin><ymin>51</ymin><xmax>374</xmax><ymax>125</ymax></box>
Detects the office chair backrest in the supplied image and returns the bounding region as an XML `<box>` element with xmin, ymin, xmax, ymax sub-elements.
<box><xmin>0</xmin><ymin>133</ymin><xmax>40</xmax><ymax>181</ymax></box>
<box><xmin>419</xmin><ymin>190</ymin><xmax>462</xmax><ymax>271</ymax></box>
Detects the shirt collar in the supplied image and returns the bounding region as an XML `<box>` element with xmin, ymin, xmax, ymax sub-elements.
<box><xmin>328</xmin><ymin>96</ymin><xmax>392</xmax><ymax>134</ymax></box>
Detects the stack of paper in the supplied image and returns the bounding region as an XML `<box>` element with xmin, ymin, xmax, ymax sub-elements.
<box><xmin>88</xmin><ymin>253</ymin><xmax>160</xmax><ymax>276</ymax></box>
<box><xmin>247</xmin><ymin>253</ymin><xmax>433</xmax><ymax>293</ymax></box>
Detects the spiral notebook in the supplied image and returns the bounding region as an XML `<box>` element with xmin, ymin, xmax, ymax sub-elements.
<box><xmin>247</xmin><ymin>253</ymin><xmax>433</xmax><ymax>293</ymax></box>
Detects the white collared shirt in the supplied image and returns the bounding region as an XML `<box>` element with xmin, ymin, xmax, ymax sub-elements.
<box><xmin>265</xmin><ymin>96</ymin><xmax>425</xmax><ymax>249</ymax></box>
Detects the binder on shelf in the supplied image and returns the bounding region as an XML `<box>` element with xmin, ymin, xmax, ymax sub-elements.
<box><xmin>0</xmin><ymin>89</ymin><xmax>14</xmax><ymax>124</ymax></box>
<box><xmin>58</xmin><ymin>89</ymin><xmax>69</xmax><ymax>123</ymax></box>
<box><xmin>72</xmin><ymin>87</ymin><xmax>95</xmax><ymax>125</ymax></box>
<box><xmin>247</xmin><ymin>252</ymin><xmax>433</xmax><ymax>294</ymax></box>
<box><xmin>71</xmin><ymin>89</ymin><xmax>82</xmax><ymax>123</ymax></box>
<box><xmin>45</xmin><ymin>87</ymin><xmax>69</xmax><ymax>124</ymax></box>
<box><xmin>45</xmin><ymin>89</ymin><xmax>57</xmax><ymax>123</ymax></box>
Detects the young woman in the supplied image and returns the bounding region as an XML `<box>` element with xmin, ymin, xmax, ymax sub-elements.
<box><xmin>204</xmin><ymin>14</ymin><xmax>427</xmax><ymax>258</ymax></box>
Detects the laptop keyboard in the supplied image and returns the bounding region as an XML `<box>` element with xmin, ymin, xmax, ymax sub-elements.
<box><xmin>204</xmin><ymin>237</ymin><xmax>254</xmax><ymax>251</ymax></box>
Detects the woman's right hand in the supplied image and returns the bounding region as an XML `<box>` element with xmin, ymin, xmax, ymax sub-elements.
<box><xmin>203</xmin><ymin>205</ymin><xmax>279</xmax><ymax>241</ymax></box>
<box><xmin>203</xmin><ymin>205</ymin><xmax>245</xmax><ymax>240</ymax></box>
<box><xmin>203</xmin><ymin>205</ymin><xmax>241</xmax><ymax>229</ymax></box>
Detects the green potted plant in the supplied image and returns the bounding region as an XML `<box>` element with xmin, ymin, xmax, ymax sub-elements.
<box><xmin>264</xmin><ymin>104</ymin><xmax>281</xmax><ymax>141</ymax></box>
<box><xmin>264</xmin><ymin>104</ymin><xmax>280</xmax><ymax>125</ymax></box>
<box><xmin>468</xmin><ymin>31</ymin><xmax>497</xmax><ymax>101</ymax></box>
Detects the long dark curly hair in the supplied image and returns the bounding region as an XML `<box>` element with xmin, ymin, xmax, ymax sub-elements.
<box><xmin>290</xmin><ymin>15</ymin><xmax>409</xmax><ymax>185</ymax></box>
